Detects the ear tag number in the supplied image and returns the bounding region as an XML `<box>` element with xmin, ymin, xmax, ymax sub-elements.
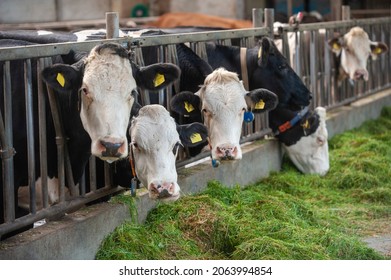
<box><xmin>190</xmin><ymin>133</ymin><xmax>202</xmax><ymax>144</ymax></box>
<box><xmin>184</xmin><ymin>101</ymin><xmax>194</xmax><ymax>113</ymax></box>
<box><xmin>255</xmin><ymin>100</ymin><xmax>265</xmax><ymax>110</ymax></box>
<box><xmin>153</xmin><ymin>73</ymin><xmax>165</xmax><ymax>87</ymax></box>
<box><xmin>56</xmin><ymin>73</ymin><xmax>65</xmax><ymax>87</ymax></box>
<box><xmin>244</xmin><ymin>111</ymin><xmax>254</xmax><ymax>123</ymax></box>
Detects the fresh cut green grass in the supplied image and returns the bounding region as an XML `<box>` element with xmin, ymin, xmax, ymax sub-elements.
<box><xmin>96</xmin><ymin>107</ymin><xmax>391</xmax><ymax>260</ymax></box>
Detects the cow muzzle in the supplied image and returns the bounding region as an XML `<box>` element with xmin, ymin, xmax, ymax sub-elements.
<box><xmin>148</xmin><ymin>181</ymin><xmax>180</xmax><ymax>201</ymax></box>
<box><xmin>94</xmin><ymin>136</ymin><xmax>127</xmax><ymax>161</ymax></box>
<box><xmin>215</xmin><ymin>144</ymin><xmax>240</xmax><ymax>160</ymax></box>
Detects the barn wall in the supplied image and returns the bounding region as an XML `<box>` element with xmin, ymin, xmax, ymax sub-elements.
<box><xmin>0</xmin><ymin>88</ymin><xmax>390</xmax><ymax>260</ymax></box>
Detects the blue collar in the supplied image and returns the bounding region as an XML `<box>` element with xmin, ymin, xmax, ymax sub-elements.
<box><xmin>273</xmin><ymin>106</ymin><xmax>309</xmax><ymax>136</ymax></box>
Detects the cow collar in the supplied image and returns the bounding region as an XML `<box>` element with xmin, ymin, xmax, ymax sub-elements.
<box><xmin>128</xmin><ymin>144</ymin><xmax>140</xmax><ymax>196</ymax></box>
<box><xmin>240</xmin><ymin>47</ymin><xmax>250</xmax><ymax>91</ymax></box>
<box><xmin>273</xmin><ymin>106</ymin><xmax>309</xmax><ymax>136</ymax></box>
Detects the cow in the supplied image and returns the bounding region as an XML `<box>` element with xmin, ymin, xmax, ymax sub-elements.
<box><xmin>202</xmin><ymin>37</ymin><xmax>330</xmax><ymax>176</ymax></box>
<box><xmin>0</xmin><ymin>40</ymin><xmax>180</xmax><ymax>228</ymax></box>
<box><xmin>171</xmin><ymin>68</ymin><xmax>278</xmax><ymax>165</ymax></box>
<box><xmin>204</xmin><ymin>37</ymin><xmax>312</xmax><ymax>111</ymax></box>
<box><xmin>129</xmin><ymin>104</ymin><xmax>208</xmax><ymax>201</ymax></box>
<box><xmin>328</xmin><ymin>26</ymin><xmax>388</xmax><ymax>83</ymax></box>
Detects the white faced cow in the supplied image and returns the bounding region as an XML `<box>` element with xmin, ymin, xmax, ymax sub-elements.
<box><xmin>42</xmin><ymin>42</ymin><xmax>180</xmax><ymax>163</ymax></box>
<box><xmin>270</xmin><ymin>106</ymin><xmax>329</xmax><ymax>176</ymax></box>
<box><xmin>328</xmin><ymin>26</ymin><xmax>388</xmax><ymax>82</ymax></box>
<box><xmin>129</xmin><ymin>104</ymin><xmax>208</xmax><ymax>201</ymax></box>
<box><xmin>171</xmin><ymin>68</ymin><xmax>278</xmax><ymax>165</ymax></box>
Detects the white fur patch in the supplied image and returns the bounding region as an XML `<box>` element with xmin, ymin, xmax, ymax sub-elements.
<box><xmin>130</xmin><ymin>105</ymin><xmax>181</xmax><ymax>201</ymax></box>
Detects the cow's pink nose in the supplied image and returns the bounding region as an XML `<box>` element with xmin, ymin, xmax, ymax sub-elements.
<box><xmin>216</xmin><ymin>145</ymin><xmax>237</xmax><ymax>160</ymax></box>
<box><xmin>354</xmin><ymin>69</ymin><xmax>368</xmax><ymax>80</ymax></box>
<box><xmin>149</xmin><ymin>182</ymin><xmax>176</xmax><ymax>199</ymax></box>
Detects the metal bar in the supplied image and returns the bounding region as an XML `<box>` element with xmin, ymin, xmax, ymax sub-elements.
<box><xmin>264</xmin><ymin>9</ymin><xmax>274</xmax><ymax>39</ymax></box>
<box><xmin>45</xmin><ymin>86</ymin><xmax>66</xmax><ymax>203</ymax></box>
<box><xmin>309</xmin><ymin>31</ymin><xmax>317</xmax><ymax>109</ymax></box>
<box><xmin>24</xmin><ymin>59</ymin><xmax>36</xmax><ymax>215</ymax></box>
<box><xmin>106</xmin><ymin>12</ymin><xmax>119</xmax><ymax>39</ymax></box>
<box><xmin>89</xmin><ymin>156</ymin><xmax>97</xmax><ymax>192</ymax></box>
<box><xmin>1</xmin><ymin>61</ymin><xmax>15</xmax><ymax>222</ymax></box>
<box><xmin>0</xmin><ymin>186</ymin><xmax>124</xmax><ymax>238</ymax></box>
<box><xmin>37</xmin><ymin>58</ymin><xmax>48</xmax><ymax>209</ymax></box>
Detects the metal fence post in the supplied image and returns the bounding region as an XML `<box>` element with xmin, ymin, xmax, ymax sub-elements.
<box><xmin>106</xmin><ymin>12</ymin><xmax>119</xmax><ymax>39</ymax></box>
<box><xmin>342</xmin><ymin>5</ymin><xmax>351</xmax><ymax>21</ymax></box>
<box><xmin>264</xmin><ymin>8</ymin><xmax>274</xmax><ymax>39</ymax></box>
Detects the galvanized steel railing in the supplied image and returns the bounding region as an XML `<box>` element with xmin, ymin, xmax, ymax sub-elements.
<box><xmin>0</xmin><ymin>8</ymin><xmax>390</xmax><ymax>239</ymax></box>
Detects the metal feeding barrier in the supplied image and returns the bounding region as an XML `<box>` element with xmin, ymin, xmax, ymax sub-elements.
<box><xmin>0</xmin><ymin>8</ymin><xmax>390</xmax><ymax>239</ymax></box>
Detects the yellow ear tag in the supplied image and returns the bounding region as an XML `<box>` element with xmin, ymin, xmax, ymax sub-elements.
<box><xmin>257</xmin><ymin>47</ymin><xmax>262</xmax><ymax>59</ymax></box>
<box><xmin>184</xmin><ymin>101</ymin><xmax>194</xmax><ymax>113</ymax></box>
<box><xmin>255</xmin><ymin>100</ymin><xmax>265</xmax><ymax>110</ymax></box>
<box><xmin>302</xmin><ymin>119</ymin><xmax>310</xmax><ymax>129</ymax></box>
<box><xmin>190</xmin><ymin>133</ymin><xmax>202</xmax><ymax>144</ymax></box>
<box><xmin>373</xmin><ymin>47</ymin><xmax>383</xmax><ymax>55</ymax></box>
<box><xmin>56</xmin><ymin>73</ymin><xmax>65</xmax><ymax>87</ymax></box>
<box><xmin>332</xmin><ymin>42</ymin><xmax>341</xmax><ymax>51</ymax></box>
<box><xmin>153</xmin><ymin>73</ymin><xmax>165</xmax><ymax>87</ymax></box>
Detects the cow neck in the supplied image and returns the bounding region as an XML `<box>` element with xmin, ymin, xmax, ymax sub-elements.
<box><xmin>273</xmin><ymin>106</ymin><xmax>309</xmax><ymax>136</ymax></box>
<box><xmin>240</xmin><ymin>47</ymin><xmax>249</xmax><ymax>91</ymax></box>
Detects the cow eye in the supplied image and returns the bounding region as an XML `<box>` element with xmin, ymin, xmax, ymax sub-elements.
<box><xmin>132</xmin><ymin>142</ymin><xmax>139</xmax><ymax>150</ymax></box>
<box><xmin>278</xmin><ymin>64</ymin><xmax>287</xmax><ymax>70</ymax></box>
<box><xmin>80</xmin><ymin>87</ymin><xmax>88</xmax><ymax>95</ymax></box>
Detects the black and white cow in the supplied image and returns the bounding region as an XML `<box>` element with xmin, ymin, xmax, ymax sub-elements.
<box><xmin>171</xmin><ymin>68</ymin><xmax>278</xmax><ymax>164</ymax></box>
<box><xmin>129</xmin><ymin>104</ymin><xmax>207</xmax><ymax>201</ymax></box>
<box><xmin>203</xmin><ymin>37</ymin><xmax>329</xmax><ymax>175</ymax></box>
<box><xmin>0</xmin><ymin>40</ymin><xmax>180</xmax><ymax>225</ymax></box>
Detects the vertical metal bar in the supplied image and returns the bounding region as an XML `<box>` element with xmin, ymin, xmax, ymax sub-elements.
<box><xmin>89</xmin><ymin>156</ymin><xmax>97</xmax><ymax>192</ymax></box>
<box><xmin>264</xmin><ymin>8</ymin><xmax>274</xmax><ymax>39</ymax></box>
<box><xmin>106</xmin><ymin>12</ymin><xmax>119</xmax><ymax>39</ymax></box>
<box><xmin>157</xmin><ymin>45</ymin><xmax>165</xmax><ymax>105</ymax></box>
<box><xmin>341</xmin><ymin>5</ymin><xmax>351</xmax><ymax>21</ymax></box>
<box><xmin>309</xmin><ymin>31</ymin><xmax>317</xmax><ymax>109</ymax></box>
<box><xmin>37</xmin><ymin>58</ymin><xmax>48</xmax><ymax>209</ymax></box>
<box><xmin>46</xmin><ymin>85</ymin><xmax>65</xmax><ymax>202</ymax></box>
<box><xmin>252</xmin><ymin>8</ymin><xmax>263</xmax><ymax>28</ymax></box>
<box><xmin>24</xmin><ymin>59</ymin><xmax>36</xmax><ymax>214</ymax></box>
<box><xmin>2</xmin><ymin>61</ymin><xmax>15</xmax><ymax>222</ymax></box>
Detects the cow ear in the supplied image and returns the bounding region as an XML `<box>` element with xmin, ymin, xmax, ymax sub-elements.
<box><xmin>370</xmin><ymin>42</ymin><xmax>388</xmax><ymax>59</ymax></box>
<box><xmin>134</xmin><ymin>63</ymin><xmax>180</xmax><ymax>91</ymax></box>
<box><xmin>177</xmin><ymin>122</ymin><xmax>208</xmax><ymax>147</ymax></box>
<box><xmin>170</xmin><ymin>91</ymin><xmax>201</xmax><ymax>117</ymax></box>
<box><xmin>258</xmin><ymin>37</ymin><xmax>271</xmax><ymax>67</ymax></box>
<box><xmin>42</xmin><ymin>64</ymin><xmax>82</xmax><ymax>93</ymax></box>
<box><xmin>245</xmin><ymin>88</ymin><xmax>278</xmax><ymax>113</ymax></box>
<box><xmin>328</xmin><ymin>37</ymin><xmax>343</xmax><ymax>55</ymax></box>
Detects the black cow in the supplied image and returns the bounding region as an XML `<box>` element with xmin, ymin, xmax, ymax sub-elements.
<box><xmin>0</xmin><ymin>40</ymin><xmax>180</xmax><ymax>230</ymax></box>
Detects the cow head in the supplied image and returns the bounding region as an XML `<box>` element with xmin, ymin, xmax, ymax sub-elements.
<box><xmin>129</xmin><ymin>104</ymin><xmax>208</xmax><ymax>201</ymax></box>
<box><xmin>328</xmin><ymin>26</ymin><xmax>388</xmax><ymax>82</ymax></box>
<box><xmin>42</xmin><ymin>43</ymin><xmax>180</xmax><ymax>162</ymax></box>
<box><xmin>171</xmin><ymin>68</ymin><xmax>278</xmax><ymax>164</ymax></box>
<box><xmin>249</xmin><ymin>37</ymin><xmax>312</xmax><ymax>111</ymax></box>
<box><xmin>270</xmin><ymin>106</ymin><xmax>329</xmax><ymax>176</ymax></box>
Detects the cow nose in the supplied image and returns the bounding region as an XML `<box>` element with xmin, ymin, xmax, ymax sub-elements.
<box><xmin>354</xmin><ymin>69</ymin><xmax>368</xmax><ymax>80</ymax></box>
<box><xmin>216</xmin><ymin>145</ymin><xmax>237</xmax><ymax>160</ymax></box>
<box><xmin>149</xmin><ymin>182</ymin><xmax>176</xmax><ymax>199</ymax></box>
<box><xmin>100</xmin><ymin>140</ymin><xmax>124</xmax><ymax>157</ymax></box>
